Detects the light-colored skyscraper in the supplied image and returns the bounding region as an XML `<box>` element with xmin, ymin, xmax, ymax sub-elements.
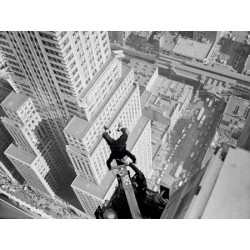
<box><xmin>0</xmin><ymin>32</ymin><xmax>153</xmax><ymax>214</ymax></box>
<box><xmin>0</xmin><ymin>31</ymin><xmax>111</xmax><ymax>167</ymax></box>
<box><xmin>1</xmin><ymin>92</ymin><xmax>66</xmax><ymax>196</ymax></box>
<box><xmin>64</xmin><ymin>55</ymin><xmax>152</xmax><ymax>217</ymax></box>
<box><xmin>0</xmin><ymin>85</ymin><xmax>25</xmax><ymax>184</ymax></box>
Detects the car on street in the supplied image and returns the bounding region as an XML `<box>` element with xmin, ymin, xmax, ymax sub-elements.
<box><xmin>177</xmin><ymin>139</ymin><xmax>181</xmax><ymax>144</ymax></box>
<box><xmin>174</xmin><ymin>145</ymin><xmax>178</xmax><ymax>150</ymax></box>
<box><xmin>190</xmin><ymin>152</ymin><xmax>195</xmax><ymax>158</ymax></box>
<box><xmin>188</xmin><ymin>123</ymin><xmax>192</xmax><ymax>129</ymax></box>
<box><xmin>195</xmin><ymin>140</ymin><xmax>199</xmax><ymax>146</ymax></box>
<box><xmin>182</xmin><ymin>129</ymin><xmax>185</xmax><ymax>133</ymax></box>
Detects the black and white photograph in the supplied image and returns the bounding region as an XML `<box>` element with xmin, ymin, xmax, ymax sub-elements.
<box><xmin>0</xmin><ymin>1</ymin><xmax>249</xmax><ymax>249</ymax></box>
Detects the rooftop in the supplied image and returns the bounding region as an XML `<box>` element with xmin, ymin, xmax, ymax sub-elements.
<box><xmin>160</xmin><ymin>163</ymin><xmax>175</xmax><ymax>189</ymax></box>
<box><xmin>152</xmin><ymin>120</ymin><xmax>169</xmax><ymax>133</ymax></box>
<box><xmin>1</xmin><ymin>92</ymin><xmax>29</xmax><ymax>111</ymax></box>
<box><xmin>134</xmin><ymin>31</ymin><xmax>152</xmax><ymax>38</ymax></box>
<box><xmin>1</xmin><ymin>116</ymin><xmax>20</xmax><ymax>127</ymax></box>
<box><xmin>141</xmin><ymin>91</ymin><xmax>151</xmax><ymax>108</ymax></box>
<box><xmin>172</xmin><ymin>38</ymin><xmax>213</xmax><ymax>61</ymax></box>
<box><xmin>64</xmin><ymin>116</ymin><xmax>88</xmax><ymax>138</ymax></box>
<box><xmin>149</xmin><ymin>76</ymin><xmax>193</xmax><ymax>104</ymax></box>
<box><xmin>151</xmin><ymin>122</ymin><xmax>168</xmax><ymax>161</ymax></box>
<box><xmin>151</xmin><ymin>141</ymin><xmax>161</xmax><ymax>162</ymax></box>
<box><xmin>145</xmin><ymin>92</ymin><xmax>179</xmax><ymax>118</ymax></box>
<box><xmin>224</xmin><ymin>96</ymin><xmax>249</xmax><ymax>118</ymax></box>
<box><xmin>160</xmin><ymin>32</ymin><xmax>177</xmax><ymax>51</ymax></box>
<box><xmin>4</xmin><ymin>144</ymin><xmax>36</xmax><ymax>165</ymax></box>
<box><xmin>128</xmin><ymin>58</ymin><xmax>157</xmax><ymax>88</ymax></box>
<box><xmin>71</xmin><ymin>170</ymin><xmax>116</xmax><ymax>200</ymax></box>
<box><xmin>64</xmin><ymin>63</ymin><xmax>132</xmax><ymax>138</ymax></box>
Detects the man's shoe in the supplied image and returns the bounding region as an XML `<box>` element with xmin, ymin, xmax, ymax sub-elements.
<box><xmin>104</xmin><ymin>125</ymin><xmax>111</xmax><ymax>134</ymax></box>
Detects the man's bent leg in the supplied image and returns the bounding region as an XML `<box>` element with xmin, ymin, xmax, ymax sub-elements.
<box><xmin>124</xmin><ymin>149</ymin><xmax>137</xmax><ymax>164</ymax></box>
<box><xmin>107</xmin><ymin>152</ymin><xmax>118</xmax><ymax>170</ymax></box>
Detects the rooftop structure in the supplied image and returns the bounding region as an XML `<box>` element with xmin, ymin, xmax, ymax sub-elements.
<box><xmin>159</xmin><ymin>32</ymin><xmax>177</xmax><ymax>51</ymax></box>
<box><xmin>142</xmin><ymin>76</ymin><xmax>193</xmax><ymax>129</ymax></box>
<box><xmin>172</xmin><ymin>38</ymin><xmax>214</xmax><ymax>62</ymax></box>
<box><xmin>72</xmin><ymin>171</ymin><xmax>116</xmax><ymax>200</ymax></box>
<box><xmin>1</xmin><ymin>92</ymin><xmax>28</xmax><ymax>111</ymax></box>
<box><xmin>133</xmin><ymin>31</ymin><xmax>152</xmax><ymax>39</ymax></box>
<box><xmin>5</xmin><ymin>144</ymin><xmax>36</xmax><ymax>165</ymax></box>
<box><xmin>128</xmin><ymin>58</ymin><xmax>158</xmax><ymax>94</ymax></box>
<box><xmin>215</xmin><ymin>96</ymin><xmax>249</xmax><ymax>147</ymax></box>
<box><xmin>224</xmin><ymin>95</ymin><xmax>249</xmax><ymax>118</ymax></box>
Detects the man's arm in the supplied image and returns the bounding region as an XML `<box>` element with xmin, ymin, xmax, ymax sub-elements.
<box><xmin>128</xmin><ymin>162</ymin><xmax>141</xmax><ymax>175</ymax></box>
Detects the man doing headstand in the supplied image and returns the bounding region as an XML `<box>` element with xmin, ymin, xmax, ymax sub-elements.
<box><xmin>102</xmin><ymin>125</ymin><xmax>136</xmax><ymax>170</ymax></box>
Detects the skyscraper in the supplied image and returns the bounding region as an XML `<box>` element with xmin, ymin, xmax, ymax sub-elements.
<box><xmin>64</xmin><ymin>55</ymin><xmax>152</xmax><ymax>217</ymax></box>
<box><xmin>0</xmin><ymin>31</ymin><xmax>111</xmax><ymax>168</ymax></box>
<box><xmin>0</xmin><ymin>119</ymin><xmax>24</xmax><ymax>183</ymax></box>
<box><xmin>0</xmin><ymin>32</ymin><xmax>152</xmax><ymax>216</ymax></box>
<box><xmin>2</xmin><ymin>92</ymin><xmax>66</xmax><ymax>196</ymax></box>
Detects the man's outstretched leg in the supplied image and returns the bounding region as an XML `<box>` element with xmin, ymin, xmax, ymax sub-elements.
<box><xmin>123</xmin><ymin>149</ymin><xmax>137</xmax><ymax>164</ymax></box>
<box><xmin>102</xmin><ymin>130</ymin><xmax>115</xmax><ymax>148</ymax></box>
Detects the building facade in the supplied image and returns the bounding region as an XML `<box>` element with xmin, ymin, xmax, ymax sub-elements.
<box><xmin>0</xmin><ymin>121</ymin><xmax>24</xmax><ymax>183</ymax></box>
<box><xmin>0</xmin><ymin>32</ymin><xmax>153</xmax><ymax>214</ymax></box>
<box><xmin>142</xmin><ymin>76</ymin><xmax>193</xmax><ymax>130</ymax></box>
<box><xmin>0</xmin><ymin>31</ymin><xmax>112</xmax><ymax>168</ymax></box>
<box><xmin>1</xmin><ymin>92</ymin><xmax>66</xmax><ymax>196</ymax></box>
<box><xmin>64</xmin><ymin>56</ymin><xmax>152</xmax><ymax>217</ymax></box>
<box><xmin>0</xmin><ymin>86</ymin><xmax>25</xmax><ymax>183</ymax></box>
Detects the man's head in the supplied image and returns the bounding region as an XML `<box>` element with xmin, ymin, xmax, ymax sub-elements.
<box><xmin>121</xmin><ymin>128</ymin><xmax>130</xmax><ymax>135</ymax></box>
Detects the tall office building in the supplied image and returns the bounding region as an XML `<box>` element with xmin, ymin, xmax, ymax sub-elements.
<box><xmin>0</xmin><ymin>32</ymin><xmax>152</xmax><ymax>214</ymax></box>
<box><xmin>0</xmin><ymin>31</ymin><xmax>111</xmax><ymax>167</ymax></box>
<box><xmin>1</xmin><ymin>92</ymin><xmax>66</xmax><ymax>196</ymax></box>
<box><xmin>0</xmin><ymin>85</ymin><xmax>24</xmax><ymax>183</ymax></box>
<box><xmin>0</xmin><ymin>120</ymin><xmax>24</xmax><ymax>183</ymax></box>
<box><xmin>64</xmin><ymin>56</ymin><xmax>152</xmax><ymax>217</ymax></box>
